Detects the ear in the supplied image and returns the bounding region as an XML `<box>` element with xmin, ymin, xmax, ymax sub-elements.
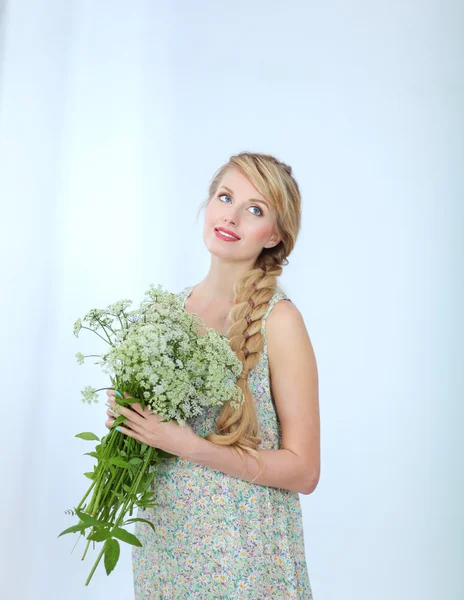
<box><xmin>264</xmin><ymin>233</ymin><xmax>281</xmax><ymax>249</ymax></box>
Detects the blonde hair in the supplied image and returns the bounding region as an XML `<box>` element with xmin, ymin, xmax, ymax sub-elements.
<box><xmin>196</xmin><ymin>152</ymin><xmax>302</xmax><ymax>483</ymax></box>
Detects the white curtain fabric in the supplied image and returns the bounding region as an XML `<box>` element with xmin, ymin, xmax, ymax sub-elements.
<box><xmin>0</xmin><ymin>1</ymin><xmax>461</xmax><ymax>599</ymax></box>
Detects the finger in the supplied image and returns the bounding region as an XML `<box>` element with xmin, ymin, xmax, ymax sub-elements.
<box><xmin>106</xmin><ymin>399</ymin><xmax>121</xmax><ymax>412</ymax></box>
<box><xmin>122</xmin><ymin>419</ymin><xmax>145</xmax><ymax>435</ymax></box>
<box><xmin>110</xmin><ymin>403</ymin><xmax>146</xmax><ymax>426</ymax></box>
<box><xmin>115</xmin><ymin>424</ymin><xmax>143</xmax><ymax>443</ymax></box>
<box><xmin>106</xmin><ymin>400</ymin><xmax>119</xmax><ymax>414</ymax></box>
<box><xmin>106</xmin><ymin>388</ymin><xmax>116</xmax><ymax>398</ymax></box>
<box><xmin>130</xmin><ymin>402</ymin><xmax>147</xmax><ymax>417</ymax></box>
<box><xmin>121</xmin><ymin>392</ymin><xmax>146</xmax><ymax>411</ymax></box>
<box><xmin>108</xmin><ymin>403</ymin><xmax>147</xmax><ymax>434</ymax></box>
<box><xmin>105</xmin><ymin>418</ymin><xmax>114</xmax><ymax>430</ymax></box>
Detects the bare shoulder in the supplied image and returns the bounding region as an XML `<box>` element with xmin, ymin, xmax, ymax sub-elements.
<box><xmin>265</xmin><ymin>297</ymin><xmax>320</xmax><ymax>494</ymax></box>
<box><xmin>266</xmin><ymin>298</ymin><xmax>314</xmax><ymax>361</ymax></box>
<box><xmin>266</xmin><ymin>296</ymin><xmax>304</xmax><ymax>336</ymax></box>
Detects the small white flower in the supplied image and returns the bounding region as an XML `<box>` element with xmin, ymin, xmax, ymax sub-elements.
<box><xmin>81</xmin><ymin>385</ymin><xmax>98</xmax><ymax>404</ymax></box>
<box><xmin>74</xmin><ymin>285</ymin><xmax>243</xmax><ymax>424</ymax></box>
<box><xmin>75</xmin><ymin>352</ymin><xmax>85</xmax><ymax>365</ymax></box>
<box><xmin>73</xmin><ymin>318</ymin><xmax>82</xmax><ymax>337</ymax></box>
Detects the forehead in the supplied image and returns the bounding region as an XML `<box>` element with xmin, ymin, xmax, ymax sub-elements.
<box><xmin>219</xmin><ymin>167</ymin><xmax>267</xmax><ymax>202</ymax></box>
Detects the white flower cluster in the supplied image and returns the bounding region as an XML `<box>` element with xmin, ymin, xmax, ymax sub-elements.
<box><xmin>74</xmin><ymin>284</ymin><xmax>244</xmax><ymax>424</ymax></box>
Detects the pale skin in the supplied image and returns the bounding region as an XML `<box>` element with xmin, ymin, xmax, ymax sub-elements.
<box><xmin>105</xmin><ymin>166</ymin><xmax>320</xmax><ymax>495</ymax></box>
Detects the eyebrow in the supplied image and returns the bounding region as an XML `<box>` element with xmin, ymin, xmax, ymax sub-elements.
<box><xmin>220</xmin><ymin>185</ymin><xmax>270</xmax><ymax>210</ymax></box>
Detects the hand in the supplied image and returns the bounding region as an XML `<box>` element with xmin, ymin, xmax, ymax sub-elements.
<box><xmin>105</xmin><ymin>389</ymin><xmax>198</xmax><ymax>459</ymax></box>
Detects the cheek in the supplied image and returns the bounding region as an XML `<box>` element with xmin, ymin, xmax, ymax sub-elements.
<box><xmin>204</xmin><ymin>201</ymin><xmax>218</xmax><ymax>225</ymax></box>
<box><xmin>252</xmin><ymin>223</ymin><xmax>274</xmax><ymax>243</ymax></box>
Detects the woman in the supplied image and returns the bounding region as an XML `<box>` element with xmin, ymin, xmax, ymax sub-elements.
<box><xmin>105</xmin><ymin>151</ymin><xmax>320</xmax><ymax>599</ymax></box>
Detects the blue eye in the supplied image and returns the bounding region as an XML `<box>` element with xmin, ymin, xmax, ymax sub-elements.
<box><xmin>218</xmin><ymin>193</ymin><xmax>263</xmax><ymax>216</ymax></box>
<box><xmin>249</xmin><ymin>206</ymin><xmax>263</xmax><ymax>216</ymax></box>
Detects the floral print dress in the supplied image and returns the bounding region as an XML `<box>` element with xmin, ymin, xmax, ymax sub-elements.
<box><xmin>132</xmin><ymin>285</ymin><xmax>314</xmax><ymax>599</ymax></box>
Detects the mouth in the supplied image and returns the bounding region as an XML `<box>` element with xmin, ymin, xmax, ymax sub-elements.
<box><xmin>214</xmin><ymin>227</ymin><xmax>241</xmax><ymax>241</ymax></box>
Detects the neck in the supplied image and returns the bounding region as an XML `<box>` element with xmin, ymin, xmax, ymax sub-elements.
<box><xmin>197</xmin><ymin>254</ymin><xmax>259</xmax><ymax>301</ymax></box>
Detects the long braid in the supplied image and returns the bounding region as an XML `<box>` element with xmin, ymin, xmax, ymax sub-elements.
<box><xmin>205</xmin><ymin>260</ymin><xmax>284</xmax><ymax>482</ymax></box>
<box><xmin>202</xmin><ymin>152</ymin><xmax>301</xmax><ymax>484</ymax></box>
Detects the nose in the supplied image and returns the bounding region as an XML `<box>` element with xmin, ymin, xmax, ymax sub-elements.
<box><xmin>224</xmin><ymin>209</ymin><xmax>238</xmax><ymax>225</ymax></box>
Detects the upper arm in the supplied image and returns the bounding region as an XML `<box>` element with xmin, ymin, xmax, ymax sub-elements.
<box><xmin>266</xmin><ymin>299</ymin><xmax>320</xmax><ymax>494</ymax></box>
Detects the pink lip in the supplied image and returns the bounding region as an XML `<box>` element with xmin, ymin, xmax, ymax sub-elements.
<box><xmin>214</xmin><ymin>227</ymin><xmax>240</xmax><ymax>240</ymax></box>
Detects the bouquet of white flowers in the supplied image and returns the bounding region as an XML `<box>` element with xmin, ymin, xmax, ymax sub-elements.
<box><xmin>59</xmin><ymin>284</ymin><xmax>243</xmax><ymax>585</ymax></box>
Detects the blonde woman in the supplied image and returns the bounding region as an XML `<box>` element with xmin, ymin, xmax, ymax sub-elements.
<box><xmin>106</xmin><ymin>151</ymin><xmax>320</xmax><ymax>599</ymax></box>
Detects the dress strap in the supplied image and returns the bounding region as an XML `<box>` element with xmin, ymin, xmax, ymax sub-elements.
<box><xmin>262</xmin><ymin>288</ymin><xmax>292</xmax><ymax>321</ymax></box>
<box><xmin>179</xmin><ymin>285</ymin><xmax>194</xmax><ymax>309</ymax></box>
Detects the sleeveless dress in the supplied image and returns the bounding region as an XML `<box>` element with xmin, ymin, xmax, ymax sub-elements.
<box><xmin>132</xmin><ymin>285</ymin><xmax>314</xmax><ymax>599</ymax></box>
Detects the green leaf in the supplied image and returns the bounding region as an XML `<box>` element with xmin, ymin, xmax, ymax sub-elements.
<box><xmin>75</xmin><ymin>432</ymin><xmax>100</xmax><ymax>442</ymax></box>
<box><xmin>140</xmin><ymin>443</ymin><xmax>148</xmax><ymax>454</ymax></box>
<box><xmin>57</xmin><ymin>524</ymin><xmax>87</xmax><ymax>537</ymax></box>
<box><xmin>110</xmin><ymin>415</ymin><xmax>126</xmax><ymax>428</ymax></box>
<box><xmin>108</xmin><ymin>457</ymin><xmax>130</xmax><ymax>468</ymax></box>
<box><xmin>112</xmin><ymin>527</ymin><xmax>142</xmax><ymax>547</ymax></box>
<box><xmin>155</xmin><ymin>449</ymin><xmax>175</xmax><ymax>459</ymax></box>
<box><xmin>135</xmin><ymin>496</ymin><xmax>156</xmax><ymax>510</ymax></box>
<box><xmin>128</xmin><ymin>457</ymin><xmax>143</xmax><ymax>466</ymax></box>
<box><xmin>124</xmin><ymin>396</ymin><xmax>142</xmax><ymax>405</ymax></box>
<box><xmin>134</xmin><ymin>494</ymin><xmax>157</xmax><ymax>510</ymax></box>
<box><xmin>84</xmin><ymin>472</ymin><xmax>94</xmax><ymax>480</ymax></box>
<box><xmin>75</xmin><ymin>509</ymin><xmax>101</xmax><ymax>527</ymax></box>
<box><xmin>136</xmin><ymin>471</ymin><xmax>156</xmax><ymax>494</ymax></box>
<box><xmin>75</xmin><ymin>509</ymin><xmax>113</xmax><ymax>529</ymax></box>
<box><xmin>103</xmin><ymin>538</ymin><xmax>120</xmax><ymax>575</ymax></box>
<box><xmin>83</xmin><ymin>451</ymin><xmax>99</xmax><ymax>459</ymax></box>
<box><xmin>123</xmin><ymin>517</ymin><xmax>156</xmax><ymax>534</ymax></box>
<box><xmin>87</xmin><ymin>529</ymin><xmax>112</xmax><ymax>542</ymax></box>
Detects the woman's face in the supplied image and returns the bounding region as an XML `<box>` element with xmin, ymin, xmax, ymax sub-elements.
<box><xmin>203</xmin><ymin>166</ymin><xmax>281</xmax><ymax>262</ymax></box>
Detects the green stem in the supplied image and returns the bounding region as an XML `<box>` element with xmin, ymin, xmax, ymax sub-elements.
<box><xmin>90</xmin><ymin>481</ymin><xmax>104</xmax><ymax>519</ymax></box>
<box><xmin>121</xmin><ymin>309</ymin><xmax>130</xmax><ymax>325</ymax></box>
<box><xmin>82</xmin><ymin>447</ymin><xmax>156</xmax><ymax>584</ymax></box>
<box><xmin>115</xmin><ymin>447</ymin><xmax>156</xmax><ymax>528</ymax></box>
<box><xmin>79</xmin><ymin>431</ymin><xmax>121</xmax><ymax>561</ymax></box>
<box><xmin>84</xmin><ymin>465</ymin><xmax>105</xmax><ymax>516</ymax></box>
<box><xmin>75</xmin><ymin>479</ymin><xmax>96</xmax><ymax>512</ymax></box>
<box><xmin>96</xmin><ymin>433</ymin><xmax>128</xmax><ymax>518</ymax></box>
<box><xmin>84</xmin><ymin>544</ymin><xmax>106</xmax><ymax>586</ymax></box>
<box><xmin>85</xmin><ymin>430</ymin><xmax>118</xmax><ymax>515</ymax></box>
<box><xmin>97</xmin><ymin>460</ymin><xmax>122</xmax><ymax>510</ymax></box>
<box><xmin>81</xmin><ymin>537</ymin><xmax>92</xmax><ymax>561</ymax></box>
<box><xmin>100</xmin><ymin>437</ymin><xmax>141</xmax><ymax>525</ymax></box>
<box><xmin>76</xmin><ymin>426</ymin><xmax>158</xmax><ymax>582</ymax></box>
<box><xmin>95</xmin><ymin>317</ymin><xmax>115</xmax><ymax>343</ymax></box>
<box><xmin>71</xmin><ymin>532</ymin><xmax>83</xmax><ymax>554</ymax></box>
<box><xmin>80</xmin><ymin>326</ymin><xmax>111</xmax><ymax>345</ymax></box>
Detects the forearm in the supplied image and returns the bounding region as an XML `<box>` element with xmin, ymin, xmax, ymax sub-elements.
<box><xmin>183</xmin><ymin>435</ymin><xmax>313</xmax><ymax>495</ymax></box>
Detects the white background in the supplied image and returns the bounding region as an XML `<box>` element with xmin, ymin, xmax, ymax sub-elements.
<box><xmin>0</xmin><ymin>1</ymin><xmax>462</xmax><ymax>599</ymax></box>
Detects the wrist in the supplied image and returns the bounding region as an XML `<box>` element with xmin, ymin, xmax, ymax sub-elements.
<box><xmin>181</xmin><ymin>431</ymin><xmax>207</xmax><ymax>463</ymax></box>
